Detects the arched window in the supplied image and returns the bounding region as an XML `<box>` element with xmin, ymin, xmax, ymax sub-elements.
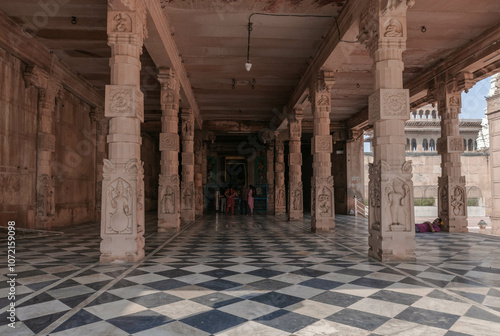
<box><xmin>406</xmin><ymin>138</ymin><xmax>410</xmax><ymax>151</ymax></box>
<box><xmin>419</xmin><ymin>110</ymin><xmax>423</xmax><ymax>119</ymax></box>
<box><xmin>411</xmin><ymin>138</ymin><xmax>417</xmax><ymax>151</ymax></box>
<box><xmin>432</xmin><ymin>110</ymin><xmax>437</xmax><ymax>119</ymax></box>
<box><xmin>412</xmin><ymin>110</ymin><xmax>417</xmax><ymax>119</ymax></box>
<box><xmin>464</xmin><ymin>139</ymin><xmax>467</xmax><ymax>151</ymax></box>
<box><xmin>422</xmin><ymin>139</ymin><xmax>428</xmax><ymax>151</ymax></box>
<box><xmin>425</xmin><ymin>110</ymin><xmax>430</xmax><ymax>119</ymax></box>
<box><xmin>429</xmin><ymin>139</ymin><xmax>435</xmax><ymax>151</ymax></box>
<box><xmin>468</xmin><ymin>139</ymin><xmax>473</xmax><ymax>152</ymax></box>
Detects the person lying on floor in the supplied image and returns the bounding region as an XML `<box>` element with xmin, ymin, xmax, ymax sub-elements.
<box><xmin>415</xmin><ymin>217</ymin><xmax>442</xmax><ymax>233</ymax></box>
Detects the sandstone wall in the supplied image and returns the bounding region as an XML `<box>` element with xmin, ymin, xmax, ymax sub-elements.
<box><xmin>141</xmin><ymin>132</ymin><xmax>160</xmax><ymax>212</ymax></box>
<box><xmin>0</xmin><ymin>49</ymin><xmax>37</xmax><ymax>227</ymax></box>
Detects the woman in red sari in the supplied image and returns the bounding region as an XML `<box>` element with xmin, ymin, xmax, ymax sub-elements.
<box><xmin>225</xmin><ymin>187</ymin><xmax>236</xmax><ymax>214</ymax></box>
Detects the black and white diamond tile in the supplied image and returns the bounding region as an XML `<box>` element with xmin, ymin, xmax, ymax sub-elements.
<box><xmin>2</xmin><ymin>213</ymin><xmax>500</xmax><ymax>335</ymax></box>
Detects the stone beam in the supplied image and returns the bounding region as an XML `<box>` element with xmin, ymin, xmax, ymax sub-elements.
<box><xmin>144</xmin><ymin>0</ymin><xmax>202</xmax><ymax>129</ymax></box>
<box><xmin>0</xmin><ymin>11</ymin><xmax>103</xmax><ymax>109</ymax></box>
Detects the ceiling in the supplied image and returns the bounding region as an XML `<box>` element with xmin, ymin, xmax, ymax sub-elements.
<box><xmin>1</xmin><ymin>0</ymin><xmax>500</xmax><ymax>134</ymax></box>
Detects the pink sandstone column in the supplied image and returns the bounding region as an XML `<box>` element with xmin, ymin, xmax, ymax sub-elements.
<box><xmin>181</xmin><ymin>108</ymin><xmax>196</xmax><ymax>222</ymax></box>
<box><xmin>275</xmin><ymin>139</ymin><xmax>286</xmax><ymax>215</ymax></box>
<box><xmin>311</xmin><ymin>71</ymin><xmax>335</xmax><ymax>231</ymax></box>
<box><xmin>194</xmin><ymin>131</ymin><xmax>203</xmax><ymax>216</ymax></box>
<box><xmin>288</xmin><ymin>109</ymin><xmax>304</xmax><ymax>221</ymax></box>
<box><xmin>267</xmin><ymin>141</ymin><xmax>275</xmax><ymax>214</ymax></box>
<box><xmin>157</xmin><ymin>68</ymin><xmax>180</xmax><ymax>231</ymax></box>
<box><xmin>487</xmin><ymin>74</ymin><xmax>500</xmax><ymax>234</ymax></box>
<box><xmin>359</xmin><ymin>0</ymin><xmax>415</xmax><ymax>261</ymax></box>
<box><xmin>431</xmin><ymin>77</ymin><xmax>468</xmax><ymax>232</ymax></box>
<box><xmin>100</xmin><ymin>0</ymin><xmax>146</xmax><ymax>263</ymax></box>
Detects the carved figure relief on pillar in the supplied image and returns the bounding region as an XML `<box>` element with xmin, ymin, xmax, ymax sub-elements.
<box><xmin>318</xmin><ymin>187</ymin><xmax>332</xmax><ymax>217</ymax></box>
<box><xmin>276</xmin><ymin>185</ymin><xmax>285</xmax><ymax>206</ymax></box>
<box><xmin>182</xmin><ymin>119</ymin><xmax>193</xmax><ymax>137</ymax></box>
<box><xmin>182</xmin><ymin>182</ymin><xmax>194</xmax><ymax>210</ymax></box>
<box><xmin>107</xmin><ymin>178</ymin><xmax>133</xmax><ymax>234</ymax></box>
<box><xmin>161</xmin><ymin>186</ymin><xmax>175</xmax><ymax>214</ymax></box>
<box><xmin>385</xmin><ymin>177</ymin><xmax>410</xmax><ymax>231</ymax></box>
<box><xmin>291</xmin><ymin>182</ymin><xmax>303</xmax><ymax>211</ymax></box>
<box><xmin>451</xmin><ymin>186</ymin><xmax>465</xmax><ymax>216</ymax></box>
<box><xmin>37</xmin><ymin>174</ymin><xmax>55</xmax><ymax>217</ymax></box>
<box><xmin>368</xmin><ymin>162</ymin><xmax>382</xmax><ymax>229</ymax></box>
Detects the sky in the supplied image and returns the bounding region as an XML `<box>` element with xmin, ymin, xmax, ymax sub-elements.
<box><xmin>461</xmin><ymin>76</ymin><xmax>492</xmax><ymax>120</ymax></box>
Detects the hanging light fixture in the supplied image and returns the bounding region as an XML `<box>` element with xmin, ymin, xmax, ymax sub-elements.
<box><xmin>245</xmin><ymin>22</ymin><xmax>253</xmax><ymax>71</ymax></box>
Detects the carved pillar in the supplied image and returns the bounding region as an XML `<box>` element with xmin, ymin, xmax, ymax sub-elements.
<box><xmin>275</xmin><ymin>139</ymin><xmax>286</xmax><ymax>215</ymax></box>
<box><xmin>194</xmin><ymin>131</ymin><xmax>203</xmax><ymax>216</ymax></box>
<box><xmin>26</xmin><ymin>65</ymin><xmax>63</xmax><ymax>229</ymax></box>
<box><xmin>288</xmin><ymin>109</ymin><xmax>303</xmax><ymax>220</ymax></box>
<box><xmin>181</xmin><ymin>109</ymin><xmax>196</xmax><ymax>222</ymax></box>
<box><xmin>90</xmin><ymin>107</ymin><xmax>108</xmax><ymax>221</ymax></box>
<box><xmin>311</xmin><ymin>71</ymin><xmax>335</xmax><ymax>231</ymax></box>
<box><xmin>202</xmin><ymin>142</ymin><xmax>208</xmax><ymax>213</ymax></box>
<box><xmin>266</xmin><ymin>141</ymin><xmax>275</xmax><ymax>214</ymax></box>
<box><xmin>487</xmin><ymin>74</ymin><xmax>500</xmax><ymax>235</ymax></box>
<box><xmin>157</xmin><ymin>68</ymin><xmax>180</xmax><ymax>231</ymax></box>
<box><xmin>346</xmin><ymin>129</ymin><xmax>365</xmax><ymax>213</ymax></box>
<box><xmin>431</xmin><ymin>77</ymin><xmax>468</xmax><ymax>232</ymax></box>
<box><xmin>100</xmin><ymin>0</ymin><xmax>146</xmax><ymax>263</ymax></box>
<box><xmin>360</xmin><ymin>0</ymin><xmax>415</xmax><ymax>261</ymax></box>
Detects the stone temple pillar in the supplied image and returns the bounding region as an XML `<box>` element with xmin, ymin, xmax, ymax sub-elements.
<box><xmin>90</xmin><ymin>107</ymin><xmax>108</xmax><ymax>221</ymax></box>
<box><xmin>194</xmin><ymin>131</ymin><xmax>203</xmax><ymax>216</ymax></box>
<box><xmin>275</xmin><ymin>139</ymin><xmax>286</xmax><ymax>215</ymax></box>
<box><xmin>431</xmin><ymin>77</ymin><xmax>468</xmax><ymax>232</ymax></box>
<box><xmin>359</xmin><ymin>0</ymin><xmax>415</xmax><ymax>261</ymax></box>
<box><xmin>157</xmin><ymin>68</ymin><xmax>180</xmax><ymax>231</ymax></box>
<box><xmin>487</xmin><ymin>73</ymin><xmax>500</xmax><ymax>234</ymax></box>
<box><xmin>181</xmin><ymin>109</ymin><xmax>196</xmax><ymax>222</ymax></box>
<box><xmin>288</xmin><ymin>109</ymin><xmax>304</xmax><ymax>221</ymax></box>
<box><xmin>35</xmin><ymin>76</ymin><xmax>62</xmax><ymax>229</ymax></box>
<box><xmin>311</xmin><ymin>71</ymin><xmax>335</xmax><ymax>231</ymax></box>
<box><xmin>266</xmin><ymin>141</ymin><xmax>275</xmax><ymax>214</ymax></box>
<box><xmin>100</xmin><ymin>0</ymin><xmax>146</xmax><ymax>263</ymax></box>
<box><xmin>202</xmin><ymin>142</ymin><xmax>208</xmax><ymax>213</ymax></box>
<box><xmin>346</xmin><ymin>129</ymin><xmax>365</xmax><ymax>213</ymax></box>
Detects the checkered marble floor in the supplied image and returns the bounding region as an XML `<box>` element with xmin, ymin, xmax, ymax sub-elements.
<box><xmin>2</xmin><ymin>213</ymin><xmax>500</xmax><ymax>335</ymax></box>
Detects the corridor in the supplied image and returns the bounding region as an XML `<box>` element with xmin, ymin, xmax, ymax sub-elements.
<box><xmin>2</xmin><ymin>214</ymin><xmax>500</xmax><ymax>335</ymax></box>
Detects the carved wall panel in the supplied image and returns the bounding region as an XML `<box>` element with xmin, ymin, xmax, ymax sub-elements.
<box><xmin>105</xmin><ymin>85</ymin><xmax>144</xmax><ymax>122</ymax></box>
<box><xmin>159</xmin><ymin>133</ymin><xmax>179</xmax><ymax>151</ymax></box>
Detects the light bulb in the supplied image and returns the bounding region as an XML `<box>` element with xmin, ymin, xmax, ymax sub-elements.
<box><xmin>245</xmin><ymin>62</ymin><xmax>252</xmax><ymax>71</ymax></box>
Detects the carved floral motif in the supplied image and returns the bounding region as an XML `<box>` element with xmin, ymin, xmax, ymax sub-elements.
<box><xmin>112</xmin><ymin>13</ymin><xmax>132</xmax><ymax>32</ymax></box>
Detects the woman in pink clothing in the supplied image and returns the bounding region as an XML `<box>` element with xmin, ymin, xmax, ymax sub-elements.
<box><xmin>247</xmin><ymin>185</ymin><xmax>255</xmax><ymax>215</ymax></box>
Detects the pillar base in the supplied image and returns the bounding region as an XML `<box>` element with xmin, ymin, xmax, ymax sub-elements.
<box><xmin>288</xmin><ymin>212</ymin><xmax>303</xmax><ymax>221</ymax></box>
<box><xmin>100</xmin><ymin>250</ymin><xmax>145</xmax><ymax>263</ymax></box>
<box><xmin>447</xmin><ymin>217</ymin><xmax>468</xmax><ymax>233</ymax></box>
<box><xmin>368</xmin><ymin>231</ymin><xmax>416</xmax><ymax>262</ymax></box>
<box><xmin>158</xmin><ymin>216</ymin><xmax>180</xmax><ymax>231</ymax></box>
<box><xmin>368</xmin><ymin>248</ymin><xmax>416</xmax><ymax>262</ymax></box>
<box><xmin>311</xmin><ymin>218</ymin><xmax>335</xmax><ymax>232</ymax></box>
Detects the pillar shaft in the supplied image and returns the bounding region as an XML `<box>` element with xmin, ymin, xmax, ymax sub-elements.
<box><xmin>100</xmin><ymin>0</ymin><xmax>146</xmax><ymax>263</ymax></box>
<box><xmin>487</xmin><ymin>74</ymin><xmax>500</xmax><ymax>234</ymax></box>
<box><xmin>360</xmin><ymin>0</ymin><xmax>415</xmax><ymax>261</ymax></box>
<box><xmin>90</xmin><ymin>108</ymin><xmax>108</xmax><ymax>221</ymax></box>
<box><xmin>288</xmin><ymin>109</ymin><xmax>303</xmax><ymax>220</ymax></box>
<box><xmin>157</xmin><ymin>68</ymin><xmax>181</xmax><ymax>231</ymax></box>
<box><xmin>266</xmin><ymin>142</ymin><xmax>275</xmax><ymax>214</ymax></box>
<box><xmin>181</xmin><ymin>109</ymin><xmax>196</xmax><ymax>222</ymax></box>
<box><xmin>202</xmin><ymin>142</ymin><xmax>208</xmax><ymax>213</ymax></box>
<box><xmin>275</xmin><ymin>139</ymin><xmax>286</xmax><ymax>215</ymax></box>
<box><xmin>34</xmin><ymin>76</ymin><xmax>61</xmax><ymax>229</ymax></box>
<box><xmin>346</xmin><ymin>129</ymin><xmax>365</xmax><ymax>213</ymax></box>
<box><xmin>194</xmin><ymin>131</ymin><xmax>203</xmax><ymax>216</ymax></box>
<box><xmin>432</xmin><ymin>78</ymin><xmax>468</xmax><ymax>232</ymax></box>
<box><xmin>311</xmin><ymin>71</ymin><xmax>335</xmax><ymax>231</ymax></box>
